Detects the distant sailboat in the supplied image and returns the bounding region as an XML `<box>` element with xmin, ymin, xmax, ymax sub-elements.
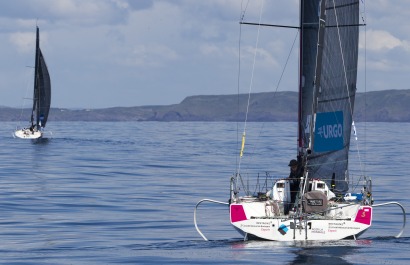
<box><xmin>14</xmin><ymin>26</ymin><xmax>51</xmax><ymax>139</ymax></box>
<box><xmin>195</xmin><ymin>0</ymin><xmax>406</xmax><ymax>241</ymax></box>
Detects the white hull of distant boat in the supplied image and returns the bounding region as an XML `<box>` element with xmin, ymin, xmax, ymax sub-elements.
<box><xmin>14</xmin><ymin>128</ymin><xmax>42</xmax><ymax>139</ymax></box>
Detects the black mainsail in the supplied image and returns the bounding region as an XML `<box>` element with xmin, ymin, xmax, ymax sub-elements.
<box><xmin>298</xmin><ymin>0</ymin><xmax>360</xmax><ymax>192</ymax></box>
<box><xmin>31</xmin><ymin>26</ymin><xmax>51</xmax><ymax>130</ymax></box>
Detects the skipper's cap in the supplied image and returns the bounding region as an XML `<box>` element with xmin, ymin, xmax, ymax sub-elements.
<box><xmin>288</xmin><ymin>159</ymin><xmax>298</xmax><ymax>167</ymax></box>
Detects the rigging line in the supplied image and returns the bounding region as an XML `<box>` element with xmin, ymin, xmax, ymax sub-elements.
<box><xmin>236</xmin><ymin>2</ymin><xmax>244</xmax><ymax>172</ymax></box>
<box><xmin>18</xmin><ymin>67</ymin><xmax>35</xmax><ymax>128</ymax></box>
<box><xmin>240</xmin><ymin>22</ymin><xmax>299</xmax><ymax>29</ymax></box>
<box><xmin>253</xmin><ymin>30</ymin><xmax>300</xmax><ymax>172</ymax></box>
<box><xmin>332</xmin><ymin>1</ymin><xmax>354</xmax><ymax>121</ymax></box>
<box><xmin>235</xmin><ymin>2</ymin><xmax>296</xmax><ymax>184</ymax></box>
<box><xmin>361</xmin><ymin>0</ymin><xmax>367</xmax><ymax>176</ymax></box>
<box><xmin>349</xmin><ymin>0</ymin><xmax>368</xmax><ymax>188</ymax></box>
<box><xmin>238</xmin><ymin>0</ymin><xmax>265</xmax><ymax>174</ymax></box>
<box><xmin>331</xmin><ymin>0</ymin><xmax>365</xmax><ymax>176</ymax></box>
<box><xmin>235</xmin><ymin>0</ymin><xmax>250</xmax><ymax>194</ymax></box>
<box><xmin>262</xmin><ymin>30</ymin><xmax>299</xmax><ymax>153</ymax></box>
<box><xmin>350</xmin><ymin>1</ymin><xmax>368</xmax><ymax>179</ymax></box>
<box><xmin>273</xmin><ymin>31</ymin><xmax>299</xmax><ymax>94</ymax></box>
<box><xmin>239</xmin><ymin>31</ymin><xmax>300</xmax><ymax>176</ymax></box>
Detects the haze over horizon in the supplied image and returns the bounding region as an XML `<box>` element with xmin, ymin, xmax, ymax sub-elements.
<box><xmin>1</xmin><ymin>0</ymin><xmax>409</xmax><ymax>109</ymax></box>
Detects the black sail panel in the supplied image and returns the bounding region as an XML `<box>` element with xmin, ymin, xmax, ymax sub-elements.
<box><xmin>31</xmin><ymin>27</ymin><xmax>40</xmax><ymax>127</ymax></box>
<box><xmin>36</xmin><ymin>49</ymin><xmax>51</xmax><ymax>128</ymax></box>
<box><xmin>300</xmin><ymin>0</ymin><xmax>360</xmax><ymax>192</ymax></box>
<box><xmin>300</xmin><ymin>0</ymin><xmax>320</xmax><ymax>151</ymax></box>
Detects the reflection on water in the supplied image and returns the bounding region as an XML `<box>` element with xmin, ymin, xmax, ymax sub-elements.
<box><xmin>289</xmin><ymin>241</ymin><xmax>363</xmax><ymax>265</ymax></box>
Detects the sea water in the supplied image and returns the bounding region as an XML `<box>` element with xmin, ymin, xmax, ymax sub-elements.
<box><xmin>0</xmin><ymin>121</ymin><xmax>409</xmax><ymax>264</ymax></box>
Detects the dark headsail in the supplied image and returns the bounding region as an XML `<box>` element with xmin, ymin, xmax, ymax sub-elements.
<box><xmin>31</xmin><ymin>26</ymin><xmax>51</xmax><ymax>129</ymax></box>
<box><xmin>298</xmin><ymin>0</ymin><xmax>360</xmax><ymax>192</ymax></box>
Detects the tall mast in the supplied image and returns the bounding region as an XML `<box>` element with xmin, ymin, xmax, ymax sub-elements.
<box><xmin>32</xmin><ymin>26</ymin><xmax>40</xmax><ymax>127</ymax></box>
<box><xmin>308</xmin><ymin>0</ymin><xmax>327</xmax><ymax>153</ymax></box>
<box><xmin>297</xmin><ymin>0</ymin><xmax>304</xmax><ymax>156</ymax></box>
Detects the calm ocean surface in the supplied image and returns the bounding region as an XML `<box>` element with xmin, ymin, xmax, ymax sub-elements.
<box><xmin>0</xmin><ymin>121</ymin><xmax>409</xmax><ymax>264</ymax></box>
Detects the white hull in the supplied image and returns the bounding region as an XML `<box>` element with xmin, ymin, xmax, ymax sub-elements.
<box><xmin>14</xmin><ymin>129</ymin><xmax>42</xmax><ymax>139</ymax></box>
<box><xmin>230</xmin><ymin>202</ymin><xmax>372</xmax><ymax>241</ymax></box>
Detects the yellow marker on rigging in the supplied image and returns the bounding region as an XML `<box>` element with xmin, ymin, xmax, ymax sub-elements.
<box><xmin>240</xmin><ymin>132</ymin><xmax>246</xmax><ymax>157</ymax></box>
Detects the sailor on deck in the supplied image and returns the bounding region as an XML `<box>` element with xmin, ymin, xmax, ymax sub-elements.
<box><xmin>288</xmin><ymin>159</ymin><xmax>303</xmax><ymax>205</ymax></box>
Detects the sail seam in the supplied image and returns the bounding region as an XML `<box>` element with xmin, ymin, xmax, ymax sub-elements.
<box><xmin>317</xmin><ymin>93</ymin><xmax>354</xmax><ymax>104</ymax></box>
<box><xmin>326</xmin><ymin>1</ymin><xmax>359</xmax><ymax>10</ymax></box>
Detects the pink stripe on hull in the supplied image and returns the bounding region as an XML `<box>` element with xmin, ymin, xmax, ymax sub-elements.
<box><xmin>354</xmin><ymin>206</ymin><xmax>372</xmax><ymax>225</ymax></box>
<box><xmin>230</xmin><ymin>204</ymin><xmax>247</xmax><ymax>223</ymax></box>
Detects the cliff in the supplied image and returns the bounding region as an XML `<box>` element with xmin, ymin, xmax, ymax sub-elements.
<box><xmin>2</xmin><ymin>89</ymin><xmax>410</xmax><ymax>122</ymax></box>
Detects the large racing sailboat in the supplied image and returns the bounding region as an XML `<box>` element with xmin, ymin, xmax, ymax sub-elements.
<box><xmin>194</xmin><ymin>0</ymin><xmax>405</xmax><ymax>241</ymax></box>
<box><xmin>14</xmin><ymin>26</ymin><xmax>51</xmax><ymax>139</ymax></box>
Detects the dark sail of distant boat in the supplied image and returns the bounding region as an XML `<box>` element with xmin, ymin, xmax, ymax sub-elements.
<box><xmin>14</xmin><ymin>26</ymin><xmax>51</xmax><ymax>139</ymax></box>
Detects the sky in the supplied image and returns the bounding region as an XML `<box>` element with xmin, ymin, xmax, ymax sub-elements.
<box><xmin>0</xmin><ymin>0</ymin><xmax>409</xmax><ymax>109</ymax></box>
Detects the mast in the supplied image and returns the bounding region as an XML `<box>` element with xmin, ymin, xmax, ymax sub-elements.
<box><xmin>297</xmin><ymin>0</ymin><xmax>304</xmax><ymax>156</ymax></box>
<box><xmin>298</xmin><ymin>0</ymin><xmax>326</xmax><ymax>158</ymax></box>
<box><xmin>31</xmin><ymin>26</ymin><xmax>40</xmax><ymax>128</ymax></box>
<box><xmin>308</xmin><ymin>0</ymin><xmax>327</xmax><ymax>153</ymax></box>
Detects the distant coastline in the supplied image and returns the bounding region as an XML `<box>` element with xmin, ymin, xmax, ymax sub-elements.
<box><xmin>2</xmin><ymin>89</ymin><xmax>410</xmax><ymax>122</ymax></box>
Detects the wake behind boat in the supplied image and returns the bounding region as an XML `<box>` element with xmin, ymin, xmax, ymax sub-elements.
<box><xmin>195</xmin><ymin>0</ymin><xmax>406</xmax><ymax>241</ymax></box>
<box><xmin>14</xmin><ymin>26</ymin><xmax>51</xmax><ymax>139</ymax></box>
